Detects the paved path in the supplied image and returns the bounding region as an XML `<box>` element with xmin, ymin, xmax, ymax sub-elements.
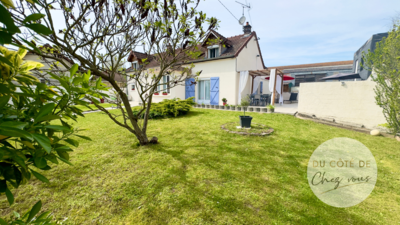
<box><xmin>274</xmin><ymin>103</ymin><xmax>298</xmax><ymax>115</ymax></box>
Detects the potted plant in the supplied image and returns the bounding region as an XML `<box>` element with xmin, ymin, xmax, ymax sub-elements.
<box><xmin>268</xmin><ymin>104</ymin><xmax>275</xmax><ymax>113</ymax></box>
<box><xmin>239</xmin><ymin>96</ymin><xmax>252</xmax><ymax>128</ymax></box>
<box><xmin>222</xmin><ymin>98</ymin><xmax>228</xmax><ymax>106</ymax></box>
<box><xmin>226</xmin><ymin>104</ymin><xmax>230</xmax><ymax>110</ymax></box>
<box><xmin>231</xmin><ymin>105</ymin><xmax>236</xmax><ymax>110</ymax></box>
<box><xmin>211</xmin><ymin>105</ymin><xmax>215</xmax><ymax>109</ymax></box>
<box><xmin>162</xmin><ymin>91</ymin><xmax>168</xmax><ymax>95</ymax></box>
<box><xmin>261</xmin><ymin>107</ymin><xmax>268</xmax><ymax>113</ymax></box>
<box><xmin>201</xmin><ymin>103</ymin><xmax>205</xmax><ymax>108</ymax></box>
<box><xmin>220</xmin><ymin>105</ymin><xmax>225</xmax><ymax>110</ymax></box>
<box><xmin>215</xmin><ymin>105</ymin><xmax>220</xmax><ymax>109</ymax></box>
<box><xmin>236</xmin><ymin>105</ymin><xmax>241</xmax><ymax>111</ymax></box>
<box><xmin>206</xmin><ymin>104</ymin><xmax>210</xmax><ymax>108</ymax></box>
<box><xmin>154</xmin><ymin>92</ymin><xmax>159</xmax><ymax>95</ymax></box>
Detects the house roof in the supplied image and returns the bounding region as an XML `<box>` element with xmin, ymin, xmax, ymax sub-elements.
<box><xmin>268</xmin><ymin>60</ymin><xmax>353</xmax><ymax>70</ymax></box>
<box><xmin>127</xmin><ymin>30</ymin><xmax>266</xmax><ymax>69</ymax></box>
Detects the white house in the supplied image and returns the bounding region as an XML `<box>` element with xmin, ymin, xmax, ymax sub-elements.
<box><xmin>126</xmin><ymin>23</ymin><xmax>269</xmax><ymax>106</ymax></box>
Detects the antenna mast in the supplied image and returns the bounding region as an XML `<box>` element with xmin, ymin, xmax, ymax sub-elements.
<box><xmin>235</xmin><ymin>1</ymin><xmax>251</xmax><ymax>25</ymax></box>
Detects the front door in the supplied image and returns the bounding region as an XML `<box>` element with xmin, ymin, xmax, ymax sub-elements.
<box><xmin>197</xmin><ymin>79</ymin><xmax>210</xmax><ymax>104</ymax></box>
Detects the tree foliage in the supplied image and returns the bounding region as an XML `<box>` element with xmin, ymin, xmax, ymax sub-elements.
<box><xmin>9</xmin><ymin>0</ymin><xmax>218</xmax><ymax>145</ymax></box>
<box><xmin>363</xmin><ymin>24</ymin><xmax>400</xmax><ymax>135</ymax></box>
<box><xmin>0</xmin><ymin>46</ymin><xmax>106</xmax><ymax>220</ymax></box>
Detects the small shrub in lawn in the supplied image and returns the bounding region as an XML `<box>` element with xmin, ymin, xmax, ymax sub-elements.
<box><xmin>132</xmin><ymin>97</ymin><xmax>195</xmax><ymax>119</ymax></box>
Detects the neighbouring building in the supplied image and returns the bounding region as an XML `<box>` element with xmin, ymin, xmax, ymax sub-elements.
<box><xmin>353</xmin><ymin>32</ymin><xmax>388</xmax><ymax>80</ymax></box>
<box><xmin>268</xmin><ymin>61</ymin><xmax>353</xmax><ymax>93</ymax></box>
<box><xmin>126</xmin><ymin>22</ymin><xmax>267</xmax><ymax>105</ymax></box>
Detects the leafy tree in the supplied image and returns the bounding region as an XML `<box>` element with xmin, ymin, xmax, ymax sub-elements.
<box><xmin>9</xmin><ymin>0</ymin><xmax>218</xmax><ymax>145</ymax></box>
<box><xmin>363</xmin><ymin>24</ymin><xmax>400</xmax><ymax>135</ymax></box>
<box><xmin>0</xmin><ymin>46</ymin><xmax>107</xmax><ymax>222</ymax></box>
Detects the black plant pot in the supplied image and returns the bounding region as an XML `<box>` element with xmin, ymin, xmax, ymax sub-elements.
<box><xmin>239</xmin><ymin>116</ymin><xmax>253</xmax><ymax>128</ymax></box>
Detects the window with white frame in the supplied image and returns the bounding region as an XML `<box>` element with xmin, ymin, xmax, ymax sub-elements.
<box><xmin>132</xmin><ymin>61</ymin><xmax>139</xmax><ymax>70</ymax></box>
<box><xmin>131</xmin><ymin>84</ymin><xmax>135</xmax><ymax>90</ymax></box>
<box><xmin>157</xmin><ymin>75</ymin><xmax>170</xmax><ymax>93</ymax></box>
<box><xmin>208</xmin><ymin>45</ymin><xmax>219</xmax><ymax>59</ymax></box>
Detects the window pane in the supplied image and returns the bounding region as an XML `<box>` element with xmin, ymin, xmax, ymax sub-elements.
<box><xmin>205</xmin><ymin>80</ymin><xmax>210</xmax><ymax>100</ymax></box>
<box><xmin>215</xmin><ymin>48</ymin><xmax>219</xmax><ymax>57</ymax></box>
<box><xmin>198</xmin><ymin>80</ymin><xmax>204</xmax><ymax>100</ymax></box>
<box><xmin>167</xmin><ymin>76</ymin><xmax>170</xmax><ymax>93</ymax></box>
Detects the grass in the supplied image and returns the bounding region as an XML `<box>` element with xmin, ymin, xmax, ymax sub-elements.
<box><xmin>1</xmin><ymin>108</ymin><xmax>399</xmax><ymax>224</ymax></box>
<box><xmin>74</xmin><ymin>103</ymin><xmax>116</xmax><ymax>112</ymax></box>
<box><xmin>224</xmin><ymin>122</ymin><xmax>272</xmax><ymax>134</ymax></box>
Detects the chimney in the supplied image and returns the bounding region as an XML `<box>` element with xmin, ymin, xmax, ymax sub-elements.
<box><xmin>243</xmin><ymin>22</ymin><xmax>252</xmax><ymax>34</ymax></box>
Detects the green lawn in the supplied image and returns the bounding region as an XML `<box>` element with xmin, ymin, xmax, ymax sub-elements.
<box><xmin>1</xmin><ymin>108</ymin><xmax>399</xmax><ymax>224</ymax></box>
<box><xmin>74</xmin><ymin>103</ymin><xmax>116</xmax><ymax>112</ymax></box>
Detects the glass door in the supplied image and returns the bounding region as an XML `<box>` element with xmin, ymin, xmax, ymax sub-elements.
<box><xmin>197</xmin><ymin>79</ymin><xmax>210</xmax><ymax>104</ymax></box>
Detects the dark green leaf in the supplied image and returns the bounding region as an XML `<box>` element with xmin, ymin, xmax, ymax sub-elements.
<box><xmin>45</xmin><ymin>154</ymin><xmax>58</xmax><ymax>164</ymax></box>
<box><xmin>25</xmin><ymin>24</ymin><xmax>52</xmax><ymax>35</ymax></box>
<box><xmin>36</xmin><ymin>211</ymin><xmax>51</xmax><ymax>220</ymax></box>
<box><xmin>0</xmin><ymin>121</ymin><xmax>28</xmax><ymax>129</ymax></box>
<box><xmin>44</xmin><ymin>125</ymin><xmax>71</xmax><ymax>132</ymax></box>
<box><xmin>0</xmin><ymin>218</ymin><xmax>8</xmax><ymax>225</ymax></box>
<box><xmin>70</xmin><ymin>64</ymin><xmax>79</xmax><ymax>77</ymax></box>
<box><xmin>0</xmin><ymin>4</ymin><xmax>20</xmax><ymax>34</ymax></box>
<box><xmin>34</xmin><ymin>156</ymin><xmax>47</xmax><ymax>168</ymax></box>
<box><xmin>32</xmin><ymin>133</ymin><xmax>52</xmax><ymax>153</ymax></box>
<box><xmin>56</xmin><ymin>151</ymin><xmax>69</xmax><ymax>160</ymax></box>
<box><xmin>0</xmin><ymin>126</ymin><xmax>33</xmax><ymax>141</ymax></box>
<box><xmin>64</xmin><ymin>138</ymin><xmax>79</xmax><ymax>147</ymax></box>
<box><xmin>74</xmin><ymin>134</ymin><xmax>92</xmax><ymax>141</ymax></box>
<box><xmin>13</xmin><ymin>166</ymin><xmax>22</xmax><ymax>186</ymax></box>
<box><xmin>23</xmin><ymin>13</ymin><xmax>45</xmax><ymax>23</ymax></box>
<box><xmin>35</xmin><ymin>103</ymin><xmax>55</xmax><ymax>122</ymax></box>
<box><xmin>0</xmin><ymin>95</ymin><xmax>10</xmax><ymax>109</ymax></box>
<box><xmin>5</xmin><ymin>188</ymin><xmax>14</xmax><ymax>205</ymax></box>
<box><xmin>57</xmin><ymin>156</ymin><xmax>73</xmax><ymax>165</ymax></box>
<box><xmin>27</xmin><ymin>200</ymin><xmax>42</xmax><ymax>223</ymax></box>
<box><xmin>0</xmin><ymin>180</ymin><xmax>7</xmax><ymax>192</ymax></box>
<box><xmin>35</xmin><ymin>114</ymin><xmax>61</xmax><ymax>123</ymax></box>
<box><xmin>0</xmin><ymin>31</ymin><xmax>12</xmax><ymax>45</ymax></box>
<box><xmin>30</xmin><ymin>170</ymin><xmax>49</xmax><ymax>183</ymax></box>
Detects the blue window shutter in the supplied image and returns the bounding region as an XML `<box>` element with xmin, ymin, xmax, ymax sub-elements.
<box><xmin>210</xmin><ymin>77</ymin><xmax>219</xmax><ymax>105</ymax></box>
<box><xmin>185</xmin><ymin>78</ymin><xmax>195</xmax><ymax>100</ymax></box>
<box><xmin>260</xmin><ymin>82</ymin><xmax>263</xmax><ymax>94</ymax></box>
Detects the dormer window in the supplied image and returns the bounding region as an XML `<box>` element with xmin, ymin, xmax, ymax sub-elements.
<box><xmin>208</xmin><ymin>45</ymin><xmax>219</xmax><ymax>58</ymax></box>
<box><xmin>132</xmin><ymin>61</ymin><xmax>139</xmax><ymax>70</ymax></box>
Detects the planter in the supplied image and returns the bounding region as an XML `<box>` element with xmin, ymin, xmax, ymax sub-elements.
<box><xmin>239</xmin><ymin>116</ymin><xmax>253</xmax><ymax>128</ymax></box>
<box><xmin>206</xmin><ymin>105</ymin><xmax>210</xmax><ymax>108</ymax></box>
<box><xmin>223</xmin><ymin>102</ymin><xmax>227</xmax><ymax>106</ymax></box>
<box><xmin>261</xmin><ymin>108</ymin><xmax>268</xmax><ymax>113</ymax></box>
<box><xmin>154</xmin><ymin>93</ymin><xmax>159</xmax><ymax>95</ymax></box>
<box><xmin>226</xmin><ymin>106</ymin><xmax>230</xmax><ymax>110</ymax></box>
<box><xmin>220</xmin><ymin>105</ymin><xmax>225</xmax><ymax>110</ymax></box>
<box><xmin>197</xmin><ymin>104</ymin><xmax>201</xmax><ymax>107</ymax></box>
<box><xmin>236</xmin><ymin>106</ymin><xmax>242</xmax><ymax>111</ymax></box>
<box><xmin>100</xmin><ymin>98</ymin><xmax>105</xmax><ymax>103</ymax></box>
<box><xmin>255</xmin><ymin>107</ymin><xmax>261</xmax><ymax>112</ymax></box>
<box><xmin>202</xmin><ymin>105</ymin><xmax>205</xmax><ymax>108</ymax></box>
<box><xmin>231</xmin><ymin>106</ymin><xmax>236</xmax><ymax>110</ymax></box>
<box><xmin>215</xmin><ymin>105</ymin><xmax>220</xmax><ymax>109</ymax></box>
<box><xmin>162</xmin><ymin>93</ymin><xmax>168</xmax><ymax>95</ymax></box>
<box><xmin>249</xmin><ymin>107</ymin><xmax>254</xmax><ymax>112</ymax></box>
<box><xmin>269</xmin><ymin>108</ymin><xmax>275</xmax><ymax>113</ymax></box>
<box><xmin>211</xmin><ymin>105</ymin><xmax>215</xmax><ymax>109</ymax></box>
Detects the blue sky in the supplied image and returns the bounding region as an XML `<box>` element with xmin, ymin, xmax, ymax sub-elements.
<box><xmin>198</xmin><ymin>0</ymin><xmax>400</xmax><ymax>66</ymax></box>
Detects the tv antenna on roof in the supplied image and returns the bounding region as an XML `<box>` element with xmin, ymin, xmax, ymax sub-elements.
<box><xmin>236</xmin><ymin>1</ymin><xmax>251</xmax><ymax>25</ymax></box>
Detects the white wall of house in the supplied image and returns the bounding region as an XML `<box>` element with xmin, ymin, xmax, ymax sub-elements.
<box><xmin>298</xmin><ymin>81</ymin><xmax>386</xmax><ymax>129</ymax></box>
<box><xmin>235</xmin><ymin>36</ymin><xmax>267</xmax><ymax>104</ymax></box>
<box><xmin>192</xmin><ymin>58</ymin><xmax>236</xmax><ymax>105</ymax></box>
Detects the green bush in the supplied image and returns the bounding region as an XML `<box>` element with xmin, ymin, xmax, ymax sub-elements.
<box><xmin>132</xmin><ymin>97</ymin><xmax>195</xmax><ymax>119</ymax></box>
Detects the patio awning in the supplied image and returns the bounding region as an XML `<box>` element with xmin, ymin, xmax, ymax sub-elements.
<box><xmin>265</xmin><ymin>75</ymin><xmax>294</xmax><ymax>81</ymax></box>
<box><xmin>248</xmin><ymin>69</ymin><xmax>285</xmax><ymax>106</ymax></box>
<box><xmin>321</xmin><ymin>73</ymin><xmax>361</xmax><ymax>80</ymax></box>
